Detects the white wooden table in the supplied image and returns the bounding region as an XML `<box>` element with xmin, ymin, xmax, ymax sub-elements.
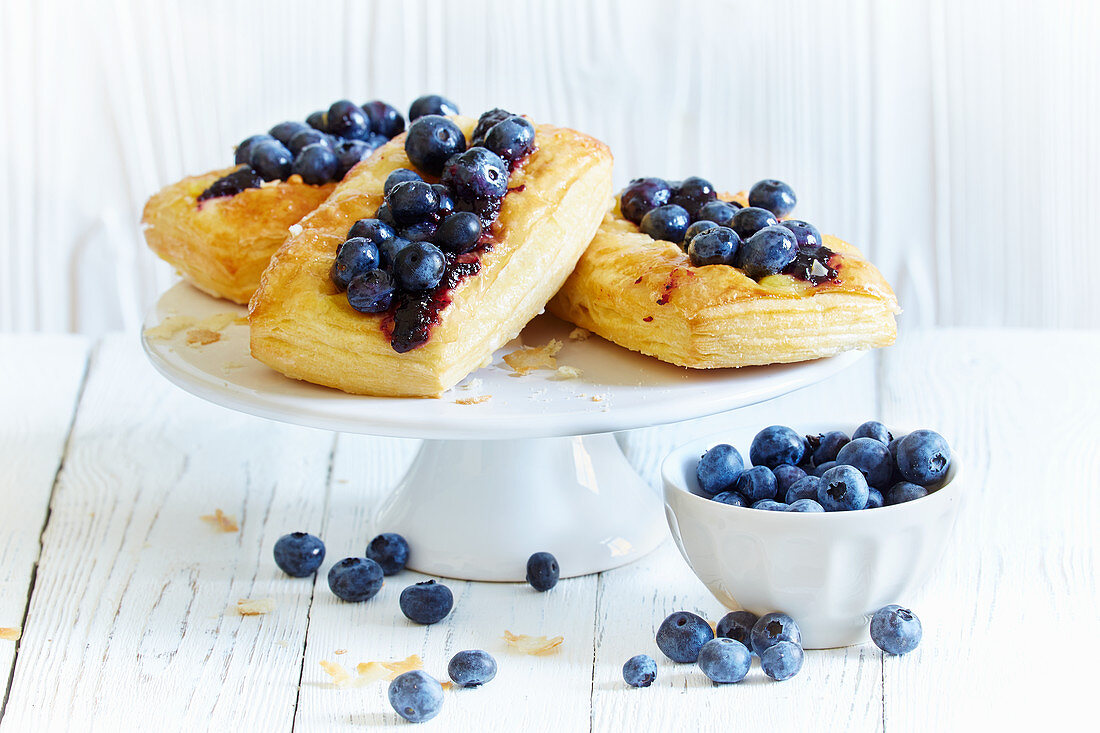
<box><xmin>1</xmin><ymin>329</ymin><xmax>1095</xmax><ymax>731</ymax></box>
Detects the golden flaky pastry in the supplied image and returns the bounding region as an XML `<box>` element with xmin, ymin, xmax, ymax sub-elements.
<box><xmin>549</xmin><ymin>193</ymin><xmax>900</xmax><ymax>368</ymax></box>
<box><xmin>249</xmin><ymin>117</ymin><xmax>613</xmax><ymax>397</ymax></box>
<box><xmin>142</xmin><ymin>169</ymin><xmax>335</xmax><ymax>303</ymax></box>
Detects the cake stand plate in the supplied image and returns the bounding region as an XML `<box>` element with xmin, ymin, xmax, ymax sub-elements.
<box><xmin>142</xmin><ymin>282</ymin><xmax>865</xmax><ymax>580</ymax></box>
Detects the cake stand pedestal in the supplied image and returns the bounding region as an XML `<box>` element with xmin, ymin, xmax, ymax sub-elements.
<box><xmin>142</xmin><ymin>282</ymin><xmax>865</xmax><ymax>581</ymax></box>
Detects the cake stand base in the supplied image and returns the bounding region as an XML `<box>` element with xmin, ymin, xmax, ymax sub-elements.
<box><xmin>373</xmin><ymin>434</ymin><xmax>665</xmax><ymax>581</ymax></box>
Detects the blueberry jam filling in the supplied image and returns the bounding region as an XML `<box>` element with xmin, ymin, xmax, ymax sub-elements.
<box><xmin>619</xmin><ymin>176</ymin><xmax>840</xmax><ymax>285</ymax></box>
<box><xmin>331</xmin><ymin>108</ymin><xmax>535</xmax><ymax>353</ymax></box>
<box><xmin>198</xmin><ymin>95</ymin><xmax>454</xmax><ymax>203</ymax></box>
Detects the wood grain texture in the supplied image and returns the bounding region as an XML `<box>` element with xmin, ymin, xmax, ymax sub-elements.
<box><xmin>3</xmin><ymin>0</ymin><xmax>1098</xmax><ymax>333</ymax></box>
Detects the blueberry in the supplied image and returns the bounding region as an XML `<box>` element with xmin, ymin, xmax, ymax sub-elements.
<box><xmin>408</xmin><ymin>94</ymin><xmax>460</xmax><ymax>121</ymax></box>
<box><xmin>526</xmin><ymin>551</ymin><xmax>559</xmax><ymax>591</ymax></box>
<box><xmin>361</xmin><ymin>100</ymin><xmax>405</xmax><ymax>138</ymax></box>
<box><xmin>346</xmin><ymin>269</ymin><xmax>395</xmax><ymax>313</ymax></box>
<box><xmin>365</xmin><ymin>532</ymin><xmax>410</xmax><ymax>575</ymax></box>
<box><xmin>866</xmin><ymin>488</ymin><xmax>885</xmax><ymax>508</ymax></box>
<box><xmin>327</xmin><ymin>100</ymin><xmax>370</xmax><ymax>140</ymax></box>
<box><xmin>431</xmin><ymin>184</ymin><xmax>455</xmax><ymax>216</ymax></box>
<box><xmin>885</xmin><ymin>481</ymin><xmax>928</xmax><ymax>505</ymax></box>
<box><xmin>752</xmin><ymin>499</ymin><xmax>788</xmax><ymax>511</ymax></box>
<box><xmin>697</xmin><ymin>199</ymin><xmax>742</xmax><ymax>227</ymax></box>
<box><xmin>818</xmin><ymin>465</ymin><xmax>870</xmax><ymax>511</ymax></box>
<box><xmin>198</xmin><ymin>166</ymin><xmax>264</xmax><ymax>202</ymax></box>
<box><xmin>785</xmin><ymin>475</ymin><xmax>823</xmax><ymax>504</ymax></box>
<box><xmin>750</xmin><ymin>612</ymin><xmax>801</xmax><ymax>655</ymax></box>
<box><xmin>377</xmin><ymin>203</ymin><xmax>398</xmax><ymax>231</ymax></box>
<box><xmin>735</xmin><ymin>465</ymin><xmax>778</xmax><ymax>502</ymax></box>
<box><xmin>684</xmin><ymin>220</ymin><xmax>720</xmax><ymax>246</ymax></box>
<box><xmin>670</xmin><ymin>176</ymin><xmax>718</xmax><ymax>218</ymax></box>
<box><xmin>405</xmin><ymin>115</ymin><xmax>467</xmax><ymax>176</ymax></box>
<box><xmin>695</xmin><ymin>444</ymin><xmax>744</xmax><ymax>496</ymax></box>
<box><xmin>379</xmin><ymin>236</ymin><xmax>414</xmax><ymax>269</ymax></box>
<box><xmin>453</xmin><ymin>194</ymin><xmax>502</xmax><ymax>223</ymax></box>
<box><xmin>399</xmin><ymin>580</ymin><xmax>453</xmax><ymax>624</ymax></box>
<box><xmin>853</xmin><ymin>420</ymin><xmax>893</xmax><ymax>445</ymax></box>
<box><xmin>249</xmin><ymin>139</ymin><xmax>293</xmax><ymax>181</ymax></box>
<box><xmin>388</xmin><ymin>670</ymin><xmax>444</xmax><ymax>723</ymax></box>
<box><xmin>268</xmin><ymin>121</ymin><xmax>310</xmax><ymax>147</ymax></box>
<box><xmin>697</xmin><ymin>637</ymin><xmax>752</xmax><ymax>684</ymax></box>
<box><xmin>656</xmin><ymin>611</ymin><xmax>714</xmax><ymax>663</ymax></box>
<box><xmin>386</xmin><ymin>180</ymin><xmax>439</xmax><ymax>225</ymax></box>
<box><xmin>620</xmin><ymin>177</ymin><xmax>673</xmax><ymax>224</ymax></box>
<box><xmin>781</xmin><ymin>219</ymin><xmax>823</xmax><ymax>250</ymax></box>
<box><xmin>870</xmin><ymin>605</ymin><xmax>922</xmax><ymax>655</ymax></box>
<box><xmin>291</xmin><ymin>143</ymin><xmax>339</xmax><ymax>185</ymax></box>
<box><xmin>306</xmin><ymin>110</ymin><xmax>327</xmax><ymax>131</ymax></box>
<box><xmin>440</xmin><ymin>147</ymin><xmax>509</xmax><ymax>200</ymax></box>
<box><xmin>760</xmin><ymin>640</ymin><xmax>804</xmax><ymax>681</ymax></box>
<box><xmin>887</xmin><ymin>435</ymin><xmax>906</xmax><ymax>484</ymax></box>
<box><xmin>327</xmin><ymin>557</ymin><xmax>384</xmax><ymax>602</ymax></box>
<box><xmin>447</xmin><ymin>650</ymin><xmax>497</xmax><ymax>688</ymax></box>
<box><xmin>748</xmin><ymin>179</ymin><xmax>797</xmax><ymax>217</ymax></box>
<box><xmin>399</xmin><ymin>220</ymin><xmax>438</xmax><ymax>243</ymax></box>
<box><xmin>772</xmin><ymin>464</ymin><xmax>807</xmax><ymax>494</ymax></box>
<box><xmin>365</xmin><ymin>132</ymin><xmax>390</xmax><ymax>149</ymax></box>
<box><xmin>809</xmin><ymin>430</ymin><xmax>850</xmax><ymax>465</ymax></box>
<box><xmin>235</xmin><ymin>134</ymin><xmax>276</xmax><ymax>165</ymax></box>
<box><xmin>331</xmin><ymin>236</ymin><xmax>380</xmax><ymax>291</ymax></box>
<box><xmin>287</xmin><ymin>128</ymin><xmax>332</xmax><ymax>157</ymax></box>
<box><xmin>622</xmin><ymin>654</ymin><xmax>657</xmax><ymax>688</ymax></box>
<box><xmin>384</xmin><ymin>168</ymin><xmax>423</xmax><ymax>197</ymax></box>
<box><xmin>688</xmin><ymin>226</ymin><xmax>740</xmax><ymax>267</ymax></box>
<box><xmin>715</xmin><ymin>610</ymin><xmax>758</xmax><ymax>650</ymax></box>
<box><xmin>750</xmin><ymin>425</ymin><xmax>805</xmax><ymax>469</ymax></box>
<box><xmin>712</xmin><ymin>491</ymin><xmax>746</xmax><ymax>507</ymax></box>
<box><xmin>812</xmin><ymin>460</ymin><xmax>838</xmax><ymax>477</ymax></box>
<box><xmin>836</xmin><ymin>437</ymin><xmax>894</xmax><ymax>488</ymax></box>
<box><xmin>471</xmin><ymin>108</ymin><xmax>514</xmax><ymax>144</ymax></box>
<box><xmin>333</xmin><ymin>139</ymin><xmax>374</xmax><ymax>178</ymax></box>
<box><xmin>896</xmin><ymin>430</ymin><xmax>951</xmax><ymax>486</ymax></box>
<box><xmin>483</xmin><ymin>115</ymin><xmax>536</xmax><ymax>165</ymax></box>
<box><xmin>347</xmin><ymin>218</ymin><xmax>396</xmax><ymax>245</ymax></box>
<box><xmin>640</xmin><ymin>204</ymin><xmax>691</xmax><ymax>243</ymax></box>
<box><xmin>786</xmin><ymin>498</ymin><xmax>824</xmax><ymax>512</ymax></box>
<box><xmin>737</xmin><ymin>225</ymin><xmax>798</xmax><ymax>279</ymax></box>
<box><xmin>393</xmin><ymin>241</ymin><xmax>446</xmax><ymax>291</ymax></box>
<box><xmin>272</xmin><ymin>532</ymin><xmax>325</xmax><ymax>577</ymax></box>
<box><xmin>434</xmin><ymin>212</ymin><xmax>482</xmax><ymax>254</ymax></box>
<box><xmin>729</xmin><ymin>206</ymin><xmax>779</xmax><ymax>241</ymax></box>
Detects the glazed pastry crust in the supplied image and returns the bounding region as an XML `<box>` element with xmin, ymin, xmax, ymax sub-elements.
<box><xmin>248</xmin><ymin>117</ymin><xmax>613</xmax><ymax>397</ymax></box>
<box><xmin>142</xmin><ymin>170</ymin><xmax>335</xmax><ymax>304</ymax></box>
<box><xmin>548</xmin><ymin>194</ymin><xmax>900</xmax><ymax>369</ymax></box>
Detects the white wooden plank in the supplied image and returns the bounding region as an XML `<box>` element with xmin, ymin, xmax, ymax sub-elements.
<box><xmin>292</xmin><ymin>432</ymin><xmax>600</xmax><ymax>731</ymax></box>
<box><xmin>0</xmin><ymin>335</ymin><xmax>89</xmax><ymax>706</ymax></box>
<box><xmin>879</xmin><ymin>329</ymin><xmax>1100</xmax><ymax>729</ymax></box>
<box><xmin>597</xmin><ymin>356</ymin><xmax>885</xmax><ymax>732</ymax></box>
<box><xmin>0</xmin><ymin>335</ymin><xmax>335</xmax><ymax>731</ymax></box>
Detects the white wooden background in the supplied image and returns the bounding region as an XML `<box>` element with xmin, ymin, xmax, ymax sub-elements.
<box><xmin>2</xmin><ymin>0</ymin><xmax>1099</xmax><ymax>333</ymax></box>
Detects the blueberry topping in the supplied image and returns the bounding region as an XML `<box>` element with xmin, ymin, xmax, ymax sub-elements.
<box><xmin>405</xmin><ymin>115</ymin><xmax>467</xmax><ymax>176</ymax></box>
<box><xmin>361</xmin><ymin>100</ymin><xmax>405</xmax><ymax>138</ymax></box>
<box><xmin>737</xmin><ymin>225</ymin><xmax>799</xmax><ymax>280</ymax></box>
<box><xmin>711</xmin><ymin>491</ymin><xmax>746</xmax><ymax>506</ymax></box>
<box><xmin>272</xmin><ymin>532</ymin><xmax>325</xmax><ymax>577</ymax></box>
<box><xmin>235</xmin><ymin>134</ymin><xmax>275</xmax><ymax>165</ymax></box>
<box><xmin>331</xmin><ymin>236</ymin><xmax>380</xmax><ymax>291</ymax></box>
<box><xmin>670</xmin><ymin>176</ymin><xmax>717</xmax><ymax>218</ymax></box>
<box><xmin>750</xmin><ymin>425</ymin><xmax>806</xmax><ymax>468</ymax></box>
<box><xmin>483</xmin><ymin>115</ymin><xmax>536</xmax><ymax>166</ymax></box>
<box><xmin>688</xmin><ymin>226</ymin><xmax>740</xmax><ymax>267</ymax></box>
<box><xmin>434</xmin><ymin>212</ymin><xmax>483</xmax><ymax>254</ymax></box>
<box><xmin>365</xmin><ymin>532</ymin><xmax>410</xmax><ymax>575</ymax></box>
<box><xmin>697</xmin><ymin>637</ymin><xmax>752</xmax><ymax>684</ymax></box>
<box><xmin>346</xmin><ymin>269</ymin><xmax>395</xmax><ymax>313</ymax></box>
<box><xmin>896</xmin><ymin>430</ymin><xmax>951</xmax><ymax>486</ymax></box>
<box><xmin>471</xmin><ymin>108</ymin><xmax>514</xmax><ymax>144</ymax></box>
<box><xmin>383</xmin><ymin>168</ymin><xmax>422</xmax><ymax>197</ymax></box>
<box><xmin>448</xmin><ymin>650</ymin><xmax>497</xmax><ymax>688</ymax></box>
<box><xmin>306</xmin><ymin>110</ymin><xmax>327</xmax><ymax>131</ymax></box>
<box><xmin>326</xmin><ymin>99</ymin><xmax>370</xmax><ymax>140</ymax></box>
<box><xmin>440</xmin><ymin>147</ymin><xmax>509</xmax><ymax>200</ymax></box>
<box><xmin>408</xmin><ymin>94</ymin><xmax>460</xmax><ymax>121</ymax></box>
<box><xmin>748</xmin><ymin>179</ymin><xmax>797</xmax><ymax>217</ymax></box>
<box><xmin>526</xmin><ymin>551</ymin><xmax>560</xmax><ymax>591</ymax></box>
<box><xmin>656</xmin><ymin>611</ymin><xmax>714</xmax><ymax>663</ymax></box>
<box><xmin>327</xmin><ymin>557</ymin><xmax>384</xmax><ymax>602</ymax></box>
<box><xmin>388</xmin><ymin>670</ymin><xmax>444</xmax><ymax>723</ymax></box>
<box><xmin>454</xmin><ymin>194</ymin><xmax>502</xmax><ymax>223</ymax></box>
<box><xmin>697</xmin><ymin>199</ymin><xmax>742</xmax><ymax>226</ymax></box>
<box><xmin>622</xmin><ymin>654</ymin><xmax>657</xmax><ymax>688</ymax></box>
<box><xmin>398</xmin><ymin>220</ymin><xmax>438</xmax><ymax>243</ymax></box>
<box><xmin>620</xmin><ymin>177</ymin><xmax>673</xmax><ymax>224</ymax></box>
<box><xmin>735</xmin><ymin>465</ymin><xmax>779</xmax><ymax>502</ymax></box>
<box><xmin>268</xmin><ymin>121</ymin><xmax>310</xmax><ymax>147</ymax></box>
<box><xmin>347</xmin><ymin>218</ymin><xmax>396</xmax><ymax>245</ymax></box>
<box><xmin>333</xmin><ymin>139</ymin><xmax>374</xmax><ymax>178</ymax></box>
<box><xmin>684</xmin><ymin>220</ymin><xmax>720</xmax><ymax>246</ymax></box>
<box><xmin>781</xmin><ymin>219</ymin><xmax>823</xmax><ymax>250</ymax></box>
<box><xmin>640</xmin><ymin>204</ymin><xmax>690</xmax><ymax>243</ymax></box>
<box><xmin>386</xmin><ymin>180</ymin><xmax>440</xmax><ymax>225</ymax></box>
<box><xmin>835</xmin><ymin>437</ymin><xmax>894</xmax><ymax>489</ymax></box>
<box><xmin>809</xmin><ymin>430</ymin><xmax>850</xmax><ymax>465</ymax></box>
<box><xmin>870</xmin><ymin>605</ymin><xmax>922</xmax><ymax>655</ymax></box>
<box><xmin>786</xmin><ymin>498</ymin><xmax>825</xmax><ymax>512</ymax></box>
<box><xmin>886</xmin><ymin>481</ymin><xmax>928</xmax><ymax>505</ymax></box>
<box><xmin>760</xmin><ymin>640</ymin><xmax>804</xmax><ymax>681</ymax></box>
<box><xmin>853</xmin><ymin>420</ymin><xmax>893</xmax><ymax>445</ymax></box>
<box><xmin>784</xmin><ymin>475</ymin><xmax>823</xmax><ymax>504</ymax></box>
<box><xmin>291</xmin><ymin>143</ymin><xmax>338</xmax><ymax>185</ymax></box>
<box><xmin>378</xmin><ymin>235</ymin><xmax>414</xmax><ymax>269</ymax></box>
<box><xmin>818</xmin><ymin>464</ymin><xmax>870</xmax><ymax>511</ymax></box>
<box><xmin>695</xmin><ymin>443</ymin><xmax>744</xmax><ymax>496</ymax></box>
<box><xmin>729</xmin><ymin>206</ymin><xmax>780</xmax><ymax>242</ymax></box>
<box><xmin>749</xmin><ymin>612</ymin><xmax>801</xmax><ymax>655</ymax></box>
<box><xmin>287</xmin><ymin>128</ymin><xmax>332</xmax><ymax>157</ymax></box>
<box><xmin>399</xmin><ymin>579</ymin><xmax>453</xmax><ymax>625</ymax></box>
<box><xmin>376</xmin><ymin>202</ymin><xmax>398</xmax><ymax>229</ymax></box>
<box><xmin>715</xmin><ymin>610</ymin><xmax>758</xmax><ymax>650</ymax></box>
<box><xmin>198</xmin><ymin>166</ymin><xmax>264</xmax><ymax>202</ymax></box>
<box><xmin>248</xmin><ymin>139</ymin><xmax>293</xmax><ymax>181</ymax></box>
<box><xmin>392</xmin><ymin>241</ymin><xmax>446</xmax><ymax>291</ymax></box>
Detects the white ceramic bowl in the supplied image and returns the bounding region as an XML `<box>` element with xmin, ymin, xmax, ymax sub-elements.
<box><xmin>661</xmin><ymin>423</ymin><xmax>964</xmax><ymax>649</ymax></box>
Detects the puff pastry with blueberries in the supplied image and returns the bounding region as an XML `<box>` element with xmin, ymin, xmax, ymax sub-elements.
<box><xmin>249</xmin><ymin>110</ymin><xmax>613</xmax><ymax>397</ymax></box>
<box><xmin>549</xmin><ymin>177</ymin><xmax>900</xmax><ymax>368</ymax></box>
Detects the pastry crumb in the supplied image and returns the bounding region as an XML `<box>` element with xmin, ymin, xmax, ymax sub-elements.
<box><xmin>221</xmin><ymin>360</ymin><xmax>247</xmax><ymax>374</ymax></box>
<box><xmin>237</xmin><ymin>598</ymin><xmax>275</xmax><ymax>616</ymax></box>
<box><xmin>200</xmin><ymin>509</ymin><xmax>239</xmax><ymax>532</ymax></box>
<box><xmin>288</xmin><ymin>223</ymin><xmax>303</xmax><ymax>236</ymax></box>
<box><xmin>502</xmin><ymin>630</ymin><xmax>564</xmax><ymax>656</ymax></box>
<box><xmin>460</xmin><ymin>378</ymin><xmax>483</xmax><ymax>391</ymax></box>
<box><xmin>440</xmin><ymin>680</ymin><xmax>453</xmax><ymax>691</ymax></box>
<box><xmin>503</xmin><ymin>339</ymin><xmax>563</xmax><ymax>375</ymax></box>
<box><xmin>455</xmin><ymin>394</ymin><xmax>491</xmax><ymax>405</ymax></box>
<box><xmin>0</xmin><ymin>627</ymin><xmax>21</xmax><ymax>641</ymax></box>
<box><xmin>320</xmin><ymin>660</ymin><xmax>353</xmax><ymax>687</ymax></box>
<box><xmin>568</xmin><ymin>327</ymin><xmax>590</xmax><ymax>341</ymax></box>
<box><xmin>333</xmin><ymin>649</ymin><xmax>347</xmax><ymax>655</ymax></box>
<box><xmin>590</xmin><ymin>394</ymin><xmax>606</xmax><ymax>403</ymax></box>
<box><xmin>186</xmin><ymin>328</ymin><xmax>221</xmax><ymax>346</ymax></box>
<box><xmin>554</xmin><ymin>365</ymin><xmax>582</xmax><ymax>380</ymax></box>
<box><xmin>144</xmin><ymin>315</ymin><xmax>197</xmax><ymax>340</ymax></box>
<box><xmin>276</xmin><ymin>640</ymin><xmax>290</xmax><ymax>648</ymax></box>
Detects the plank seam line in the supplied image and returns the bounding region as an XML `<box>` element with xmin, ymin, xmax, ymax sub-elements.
<box><xmin>0</xmin><ymin>339</ymin><xmax>95</xmax><ymax>723</ymax></box>
<box><xmin>588</xmin><ymin>571</ymin><xmax>604</xmax><ymax>733</ymax></box>
<box><xmin>289</xmin><ymin>431</ymin><xmax>339</xmax><ymax>732</ymax></box>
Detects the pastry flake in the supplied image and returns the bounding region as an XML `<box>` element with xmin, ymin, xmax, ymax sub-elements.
<box><xmin>200</xmin><ymin>508</ymin><xmax>239</xmax><ymax>533</ymax></box>
<box><xmin>503</xmin><ymin>339</ymin><xmax>563</xmax><ymax>376</ymax></box>
<box><xmin>236</xmin><ymin>598</ymin><xmax>276</xmax><ymax>616</ymax></box>
<box><xmin>0</xmin><ymin>627</ymin><xmax>21</xmax><ymax>641</ymax></box>
<box><xmin>501</xmin><ymin>630</ymin><xmax>564</xmax><ymax>656</ymax></box>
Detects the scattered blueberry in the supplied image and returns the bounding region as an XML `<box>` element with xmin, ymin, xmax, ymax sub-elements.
<box><xmin>885</xmin><ymin>481</ymin><xmax>928</xmax><ymax>505</ymax></box>
<box><xmin>736</xmin><ymin>225</ymin><xmax>799</xmax><ymax>279</ymax></box>
<box><xmin>387</xmin><ymin>180</ymin><xmax>440</xmax><ymax>225</ymax></box>
<box><xmin>327</xmin><ymin>99</ymin><xmax>370</xmax><ymax>140</ymax></box>
<box><xmin>361</xmin><ymin>100</ymin><xmax>405</xmax><ymax>138</ymax></box>
<box><xmin>670</xmin><ymin>176</ymin><xmax>718</xmax><ymax>218</ymax></box>
<box><xmin>750</xmin><ymin>612</ymin><xmax>801</xmax><ymax>655</ymax></box>
<box><xmin>272</xmin><ymin>532</ymin><xmax>325</xmax><ymax>577</ymax></box>
<box><xmin>715</xmin><ymin>610</ymin><xmax>758</xmax><ymax>650</ymax></box>
<box><xmin>388</xmin><ymin>670</ymin><xmax>444</xmax><ymax>723</ymax></box>
<box><xmin>640</xmin><ymin>204</ymin><xmax>691</xmax><ymax>243</ymax></box>
<box><xmin>750</xmin><ymin>425</ymin><xmax>805</xmax><ymax>469</ymax></box>
<box><xmin>697</xmin><ymin>637</ymin><xmax>752</xmax><ymax>684</ymax></box>
<box><xmin>780</xmin><ymin>219</ymin><xmax>823</xmax><ymax>250</ymax></box>
<box><xmin>712</xmin><ymin>491</ymin><xmax>746</xmax><ymax>506</ymax></box>
<box><xmin>440</xmin><ymin>147</ymin><xmax>509</xmax><ymax>200</ymax></box>
<box><xmin>405</xmin><ymin>115</ymin><xmax>467</xmax><ymax>176</ymax></box>
<box><xmin>836</xmin><ymin>437</ymin><xmax>894</xmax><ymax>489</ymax></box>
<box><xmin>399</xmin><ymin>580</ymin><xmax>453</xmax><ymax>624</ymax></box>
<box><xmin>812</xmin><ymin>460</ymin><xmax>838</xmax><ymax>477</ymax></box>
<box><xmin>346</xmin><ymin>269</ymin><xmax>396</xmax><ymax>313</ymax></box>
<box><xmin>365</xmin><ymin>532</ymin><xmax>410</xmax><ymax>575</ymax></box>
<box><xmin>656</xmin><ymin>611</ymin><xmax>714</xmax><ymax>663</ymax></box>
<box><xmin>772</xmin><ymin>464</ymin><xmax>807</xmax><ymax>494</ymax></box>
<box><xmin>620</xmin><ymin>177</ymin><xmax>673</xmax><ymax>224</ymax></box>
<box><xmin>760</xmin><ymin>640</ymin><xmax>804</xmax><ymax>681</ymax></box>
<box><xmin>896</xmin><ymin>430</ymin><xmax>951</xmax><ymax>486</ymax></box>
<box><xmin>434</xmin><ymin>212</ymin><xmax>482</xmax><ymax>254</ymax></box>
<box><xmin>695</xmin><ymin>443</ymin><xmax>744</xmax><ymax>496</ymax></box>
<box><xmin>729</xmin><ymin>206</ymin><xmax>779</xmax><ymax>241</ymax></box>
<box><xmin>866</xmin><ymin>488</ymin><xmax>885</xmax><ymax>509</ymax></box>
<box><xmin>291</xmin><ymin>143</ymin><xmax>338</xmax><ymax>185</ymax></box>
<box><xmin>785</xmin><ymin>475</ymin><xmax>823</xmax><ymax>504</ymax></box>
<box><xmin>688</xmin><ymin>226</ymin><xmax>740</xmax><ymax>267</ymax></box>
<box><xmin>384</xmin><ymin>168</ymin><xmax>423</xmax><ymax>197</ymax></box>
<box><xmin>333</xmin><ymin>139</ymin><xmax>375</xmax><ymax>178</ymax></box>
<box><xmin>331</xmin><ymin>236</ymin><xmax>380</xmax><ymax>291</ymax></box>
<box><xmin>249</xmin><ymin>139</ymin><xmax>293</xmax><ymax>181</ymax></box>
<box><xmin>235</xmin><ymin>134</ymin><xmax>276</xmax><ymax>165</ymax></box>
<box><xmin>287</xmin><ymin>128</ymin><xmax>332</xmax><ymax>157</ymax></box>
<box><xmin>622</xmin><ymin>654</ymin><xmax>657</xmax><ymax>688</ymax></box>
<box><xmin>327</xmin><ymin>557</ymin><xmax>384</xmax><ymax>602</ymax></box>
<box><xmin>748</xmin><ymin>179</ymin><xmax>797</xmax><ymax>218</ymax></box>
<box><xmin>735</xmin><ymin>465</ymin><xmax>779</xmax><ymax>502</ymax></box>
<box><xmin>198</xmin><ymin>166</ymin><xmax>263</xmax><ymax>202</ymax></box>
<box><xmin>870</xmin><ymin>605</ymin><xmax>922</xmax><ymax>654</ymax></box>
<box><xmin>786</xmin><ymin>498</ymin><xmax>824</xmax><ymax>512</ymax></box>
<box><xmin>268</xmin><ymin>121</ymin><xmax>310</xmax><ymax>147</ymax></box>
<box><xmin>526</xmin><ymin>551</ymin><xmax>560</xmax><ymax>591</ymax></box>
<box><xmin>447</xmin><ymin>650</ymin><xmax>497</xmax><ymax>687</ymax></box>
<box><xmin>306</xmin><ymin>110</ymin><xmax>327</xmax><ymax>131</ymax></box>
<box><xmin>697</xmin><ymin>199</ymin><xmax>742</xmax><ymax>227</ymax></box>
<box><xmin>818</xmin><ymin>465</ymin><xmax>870</xmax><ymax>511</ymax></box>
<box><xmin>408</xmin><ymin>94</ymin><xmax>460</xmax><ymax>121</ymax></box>
<box><xmin>483</xmin><ymin>115</ymin><xmax>536</xmax><ymax>165</ymax></box>
<box><xmin>853</xmin><ymin>420</ymin><xmax>893</xmax><ymax>445</ymax></box>
<box><xmin>752</xmin><ymin>499</ymin><xmax>788</xmax><ymax>511</ymax></box>
<box><xmin>393</xmin><ymin>241</ymin><xmax>446</xmax><ymax>291</ymax></box>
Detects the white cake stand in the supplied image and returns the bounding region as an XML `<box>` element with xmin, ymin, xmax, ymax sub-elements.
<box><xmin>142</xmin><ymin>282</ymin><xmax>865</xmax><ymax>581</ymax></box>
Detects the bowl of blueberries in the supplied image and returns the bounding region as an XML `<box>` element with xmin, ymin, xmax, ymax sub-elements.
<box><xmin>661</xmin><ymin>421</ymin><xmax>962</xmax><ymax>649</ymax></box>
